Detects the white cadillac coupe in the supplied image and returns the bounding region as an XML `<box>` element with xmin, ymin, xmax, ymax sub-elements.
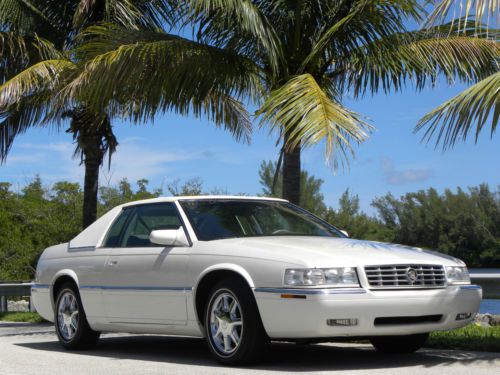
<box><xmin>32</xmin><ymin>196</ymin><xmax>481</xmax><ymax>364</ymax></box>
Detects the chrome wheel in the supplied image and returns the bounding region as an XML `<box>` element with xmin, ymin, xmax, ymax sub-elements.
<box><xmin>57</xmin><ymin>291</ymin><xmax>79</xmax><ymax>341</ymax></box>
<box><xmin>209</xmin><ymin>291</ymin><xmax>243</xmax><ymax>356</ymax></box>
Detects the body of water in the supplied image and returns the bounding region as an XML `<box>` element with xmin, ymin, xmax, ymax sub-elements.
<box><xmin>480</xmin><ymin>299</ymin><xmax>500</xmax><ymax>315</ymax></box>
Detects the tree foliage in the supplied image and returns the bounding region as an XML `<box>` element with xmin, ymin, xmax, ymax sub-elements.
<box><xmin>0</xmin><ymin>177</ymin><xmax>82</xmax><ymax>280</ymax></box>
<box><xmin>324</xmin><ymin>190</ymin><xmax>393</xmax><ymax>242</ymax></box>
<box><xmin>258</xmin><ymin>161</ymin><xmax>500</xmax><ymax>267</ymax></box>
<box><xmin>0</xmin><ymin>177</ymin><xmax>162</xmax><ymax>280</ymax></box>
<box><xmin>1</xmin><ymin>174</ymin><xmax>499</xmax><ymax>281</ymax></box>
<box><xmin>258</xmin><ymin>160</ymin><xmax>327</xmax><ymax>217</ymax></box>
<box><xmin>372</xmin><ymin>184</ymin><xmax>500</xmax><ymax>267</ymax></box>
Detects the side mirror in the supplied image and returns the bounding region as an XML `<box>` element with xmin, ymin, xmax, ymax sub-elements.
<box><xmin>340</xmin><ymin>229</ymin><xmax>349</xmax><ymax>238</ymax></box>
<box><xmin>149</xmin><ymin>228</ymin><xmax>189</xmax><ymax>247</ymax></box>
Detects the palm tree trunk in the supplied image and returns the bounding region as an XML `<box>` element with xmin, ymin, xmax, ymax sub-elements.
<box><xmin>282</xmin><ymin>131</ymin><xmax>301</xmax><ymax>205</ymax></box>
<box><xmin>69</xmin><ymin>110</ymin><xmax>106</xmax><ymax>229</ymax></box>
<box><xmin>82</xmin><ymin>151</ymin><xmax>100</xmax><ymax>228</ymax></box>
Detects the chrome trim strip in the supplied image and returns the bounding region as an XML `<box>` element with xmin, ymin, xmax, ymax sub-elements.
<box><xmin>68</xmin><ymin>246</ymin><xmax>95</xmax><ymax>252</ymax></box>
<box><xmin>31</xmin><ymin>284</ymin><xmax>49</xmax><ymax>289</ymax></box>
<box><xmin>79</xmin><ymin>285</ymin><xmax>192</xmax><ymax>291</ymax></box>
<box><xmin>459</xmin><ymin>285</ymin><xmax>482</xmax><ymax>290</ymax></box>
<box><xmin>367</xmin><ymin>285</ymin><xmax>446</xmax><ymax>290</ymax></box>
<box><xmin>254</xmin><ymin>287</ymin><xmax>367</xmax><ymax>295</ymax></box>
<box><xmin>108</xmin><ymin>321</ymin><xmax>178</xmax><ymax>325</ymax></box>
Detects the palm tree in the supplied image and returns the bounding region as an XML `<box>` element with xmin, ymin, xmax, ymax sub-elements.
<box><xmin>74</xmin><ymin>1</ymin><xmax>499</xmax><ymax>205</ymax></box>
<box><xmin>0</xmin><ymin>1</ymin><xmax>156</xmax><ymax>228</ymax></box>
<box><xmin>417</xmin><ymin>0</ymin><xmax>500</xmax><ymax>148</ymax></box>
<box><xmin>0</xmin><ymin>1</ymin><xmax>254</xmax><ymax>227</ymax></box>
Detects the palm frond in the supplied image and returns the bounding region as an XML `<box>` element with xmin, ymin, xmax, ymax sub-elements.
<box><xmin>131</xmin><ymin>0</ymin><xmax>179</xmax><ymax>29</ymax></box>
<box><xmin>65</xmin><ymin>107</ymin><xmax>118</xmax><ymax>167</ymax></box>
<box><xmin>0</xmin><ymin>0</ymin><xmax>52</xmax><ymax>32</ymax></box>
<box><xmin>416</xmin><ymin>70</ymin><xmax>500</xmax><ymax>148</ymax></box>
<box><xmin>0</xmin><ymin>0</ymin><xmax>64</xmax><ymax>41</ymax></box>
<box><xmin>73</xmin><ymin>0</ymin><xmax>99</xmax><ymax>28</ymax></box>
<box><xmin>0</xmin><ymin>56</ymin><xmax>75</xmax><ymax>160</ymax></box>
<box><xmin>32</xmin><ymin>36</ymin><xmax>67</xmax><ymax>61</ymax></box>
<box><xmin>0</xmin><ymin>89</ymin><xmax>55</xmax><ymax>161</ymax></box>
<box><xmin>0</xmin><ymin>31</ymin><xmax>30</xmax><ymax>82</ymax></box>
<box><xmin>74</xmin><ymin>0</ymin><xmax>143</xmax><ymax>29</ymax></box>
<box><xmin>428</xmin><ymin>0</ymin><xmax>500</xmax><ymax>31</ymax></box>
<box><xmin>343</xmin><ymin>23</ymin><xmax>500</xmax><ymax>97</ymax></box>
<box><xmin>302</xmin><ymin>0</ymin><xmax>424</xmax><ymax>73</ymax></box>
<box><xmin>0</xmin><ymin>59</ymin><xmax>76</xmax><ymax>108</ymax></box>
<box><xmin>299</xmin><ymin>1</ymin><xmax>362</xmax><ymax>72</ymax></box>
<box><xmin>199</xmin><ymin>94</ymin><xmax>252</xmax><ymax>144</ymax></box>
<box><xmin>73</xmin><ymin>0</ymin><xmax>177</xmax><ymax>30</ymax></box>
<box><xmin>257</xmin><ymin>74</ymin><xmax>373</xmax><ymax>169</ymax></box>
<box><xmin>184</xmin><ymin>0</ymin><xmax>283</xmax><ymax>74</ymax></box>
<box><xmin>69</xmin><ymin>25</ymin><xmax>261</xmax><ymax>137</ymax></box>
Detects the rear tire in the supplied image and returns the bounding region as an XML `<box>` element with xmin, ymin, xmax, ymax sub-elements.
<box><xmin>204</xmin><ymin>278</ymin><xmax>268</xmax><ymax>365</ymax></box>
<box><xmin>54</xmin><ymin>282</ymin><xmax>100</xmax><ymax>350</ymax></box>
<box><xmin>370</xmin><ymin>333</ymin><xmax>429</xmax><ymax>354</ymax></box>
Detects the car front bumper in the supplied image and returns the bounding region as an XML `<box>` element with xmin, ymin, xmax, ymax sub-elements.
<box><xmin>253</xmin><ymin>285</ymin><xmax>481</xmax><ymax>339</ymax></box>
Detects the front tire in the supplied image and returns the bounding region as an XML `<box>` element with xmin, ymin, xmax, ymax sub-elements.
<box><xmin>54</xmin><ymin>282</ymin><xmax>100</xmax><ymax>350</ymax></box>
<box><xmin>204</xmin><ymin>278</ymin><xmax>268</xmax><ymax>365</ymax></box>
<box><xmin>370</xmin><ymin>333</ymin><xmax>429</xmax><ymax>354</ymax></box>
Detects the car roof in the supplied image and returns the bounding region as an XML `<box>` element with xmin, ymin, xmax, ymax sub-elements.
<box><xmin>120</xmin><ymin>195</ymin><xmax>288</xmax><ymax>208</ymax></box>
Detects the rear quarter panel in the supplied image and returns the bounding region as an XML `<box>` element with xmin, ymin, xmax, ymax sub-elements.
<box><xmin>32</xmin><ymin>243</ymin><xmax>108</xmax><ymax>326</ymax></box>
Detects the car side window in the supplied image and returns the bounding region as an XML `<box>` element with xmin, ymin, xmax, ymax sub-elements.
<box><xmin>120</xmin><ymin>203</ymin><xmax>182</xmax><ymax>248</ymax></box>
<box><xmin>103</xmin><ymin>208</ymin><xmax>133</xmax><ymax>247</ymax></box>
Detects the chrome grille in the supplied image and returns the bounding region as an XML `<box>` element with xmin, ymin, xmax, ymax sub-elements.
<box><xmin>364</xmin><ymin>264</ymin><xmax>446</xmax><ymax>289</ymax></box>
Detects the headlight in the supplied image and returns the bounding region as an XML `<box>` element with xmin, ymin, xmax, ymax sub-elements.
<box><xmin>284</xmin><ymin>267</ymin><xmax>359</xmax><ymax>287</ymax></box>
<box><xmin>445</xmin><ymin>266</ymin><xmax>470</xmax><ymax>284</ymax></box>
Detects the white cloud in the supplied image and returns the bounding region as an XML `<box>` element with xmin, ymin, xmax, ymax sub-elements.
<box><xmin>3</xmin><ymin>137</ymin><xmax>250</xmax><ymax>188</ymax></box>
<box><xmin>7</xmin><ymin>152</ymin><xmax>48</xmax><ymax>164</ymax></box>
<box><xmin>17</xmin><ymin>142</ymin><xmax>74</xmax><ymax>153</ymax></box>
<box><xmin>380</xmin><ymin>157</ymin><xmax>434</xmax><ymax>185</ymax></box>
<box><xmin>100</xmin><ymin>138</ymin><xmax>201</xmax><ymax>184</ymax></box>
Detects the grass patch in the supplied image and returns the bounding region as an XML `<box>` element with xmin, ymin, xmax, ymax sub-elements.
<box><xmin>426</xmin><ymin>324</ymin><xmax>500</xmax><ymax>352</ymax></box>
<box><xmin>0</xmin><ymin>312</ymin><xmax>46</xmax><ymax>323</ymax></box>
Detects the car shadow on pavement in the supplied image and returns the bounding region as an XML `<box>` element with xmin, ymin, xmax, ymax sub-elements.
<box><xmin>16</xmin><ymin>334</ymin><xmax>500</xmax><ymax>372</ymax></box>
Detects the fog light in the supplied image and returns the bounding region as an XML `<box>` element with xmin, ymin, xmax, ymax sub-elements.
<box><xmin>327</xmin><ymin>318</ymin><xmax>358</xmax><ymax>326</ymax></box>
<box><xmin>455</xmin><ymin>312</ymin><xmax>472</xmax><ymax>321</ymax></box>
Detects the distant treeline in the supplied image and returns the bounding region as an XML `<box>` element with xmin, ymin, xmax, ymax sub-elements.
<box><xmin>259</xmin><ymin>161</ymin><xmax>500</xmax><ymax>269</ymax></box>
<box><xmin>1</xmin><ymin>169</ymin><xmax>499</xmax><ymax>280</ymax></box>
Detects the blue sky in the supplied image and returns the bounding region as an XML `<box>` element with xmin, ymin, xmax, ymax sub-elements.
<box><xmin>1</xmin><ymin>81</ymin><xmax>499</xmax><ymax>215</ymax></box>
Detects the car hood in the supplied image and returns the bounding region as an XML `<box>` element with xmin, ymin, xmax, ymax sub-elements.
<box><xmin>213</xmin><ymin>236</ymin><xmax>463</xmax><ymax>267</ymax></box>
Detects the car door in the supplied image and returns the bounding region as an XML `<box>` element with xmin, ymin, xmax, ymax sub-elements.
<box><xmin>100</xmin><ymin>203</ymin><xmax>189</xmax><ymax>325</ymax></box>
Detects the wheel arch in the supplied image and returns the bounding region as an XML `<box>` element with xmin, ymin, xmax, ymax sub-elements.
<box><xmin>193</xmin><ymin>264</ymin><xmax>255</xmax><ymax>326</ymax></box>
<box><xmin>50</xmin><ymin>270</ymin><xmax>80</xmax><ymax>312</ymax></box>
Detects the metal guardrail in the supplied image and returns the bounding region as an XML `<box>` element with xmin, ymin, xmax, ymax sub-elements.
<box><xmin>469</xmin><ymin>269</ymin><xmax>500</xmax><ymax>278</ymax></box>
<box><xmin>470</xmin><ymin>269</ymin><xmax>500</xmax><ymax>299</ymax></box>
<box><xmin>0</xmin><ymin>283</ymin><xmax>34</xmax><ymax>312</ymax></box>
<box><xmin>0</xmin><ymin>283</ymin><xmax>33</xmax><ymax>296</ymax></box>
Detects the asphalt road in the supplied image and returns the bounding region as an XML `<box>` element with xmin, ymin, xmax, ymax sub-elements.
<box><xmin>0</xmin><ymin>322</ymin><xmax>499</xmax><ymax>375</ymax></box>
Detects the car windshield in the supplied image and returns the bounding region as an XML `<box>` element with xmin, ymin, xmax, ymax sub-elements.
<box><xmin>179</xmin><ymin>200</ymin><xmax>343</xmax><ymax>241</ymax></box>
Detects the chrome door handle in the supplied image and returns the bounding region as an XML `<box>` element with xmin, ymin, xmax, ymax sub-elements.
<box><xmin>107</xmin><ymin>260</ymin><xmax>118</xmax><ymax>267</ymax></box>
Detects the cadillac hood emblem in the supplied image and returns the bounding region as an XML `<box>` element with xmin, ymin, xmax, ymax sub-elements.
<box><xmin>406</xmin><ymin>267</ymin><xmax>419</xmax><ymax>284</ymax></box>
